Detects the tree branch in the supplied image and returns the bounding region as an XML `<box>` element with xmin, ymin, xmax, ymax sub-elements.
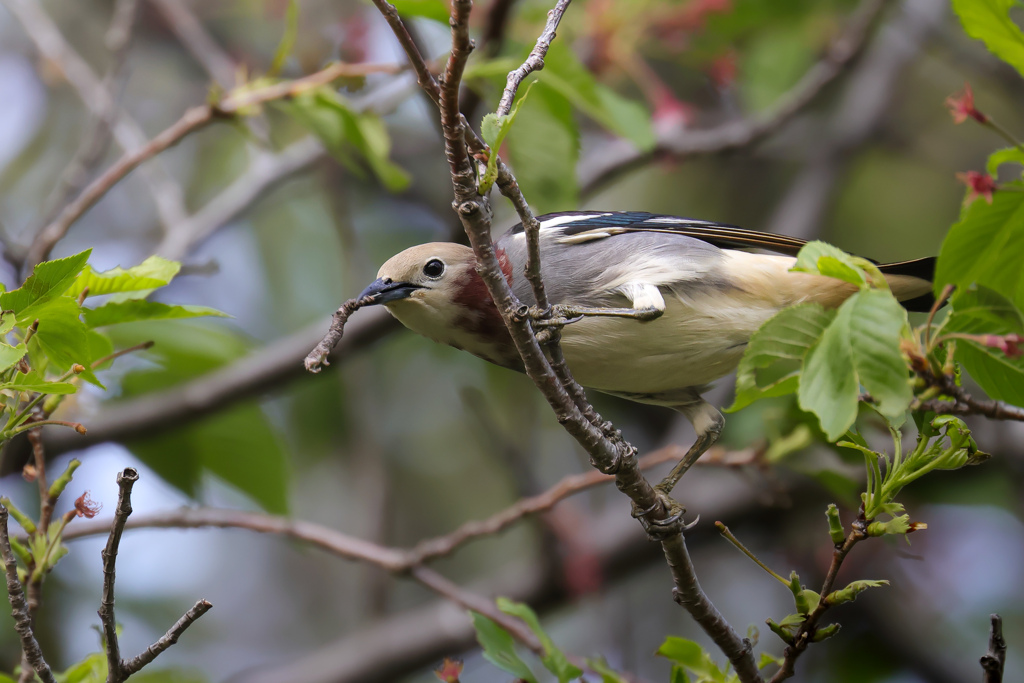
<box><xmin>0</xmin><ymin>506</ymin><xmax>57</xmax><ymax>683</ymax></box>
<box><xmin>1</xmin><ymin>0</ymin><xmax>189</xmax><ymax>264</ymax></box>
<box><xmin>981</xmin><ymin>614</ymin><xmax>1006</xmax><ymax>683</ymax></box>
<box><xmin>99</xmin><ymin>468</ymin><xmax>138</xmax><ymax>682</ymax></box>
<box><xmin>769</xmin><ymin>521</ymin><xmax>868</xmax><ymax>682</ymax></box>
<box><xmin>25</xmin><ymin>60</ymin><xmax>403</xmax><ymax>271</ymax></box>
<box><xmin>149</xmin><ymin>0</ymin><xmax>237</xmax><ymax>89</ymax></box>
<box><xmin>120</xmin><ymin>599</ymin><xmax>213</xmax><ymax>677</ymax></box>
<box><xmin>495</xmin><ymin>0</ymin><xmax>571</xmax><ymax>116</ymax></box>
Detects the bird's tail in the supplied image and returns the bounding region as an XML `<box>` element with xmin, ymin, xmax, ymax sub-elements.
<box><xmin>879</xmin><ymin>256</ymin><xmax>936</xmax><ymax>313</ymax></box>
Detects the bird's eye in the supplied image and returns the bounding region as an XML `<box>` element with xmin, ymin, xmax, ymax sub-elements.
<box><xmin>423</xmin><ymin>258</ymin><xmax>445</xmax><ymax>279</ymax></box>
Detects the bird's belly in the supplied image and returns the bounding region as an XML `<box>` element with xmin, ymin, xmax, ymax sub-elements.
<box><xmin>557</xmin><ymin>296</ymin><xmax>779</xmax><ymax>398</ymax></box>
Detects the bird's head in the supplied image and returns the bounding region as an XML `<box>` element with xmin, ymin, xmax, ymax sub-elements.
<box><xmin>358</xmin><ymin>242</ymin><xmax>483</xmax><ymax>342</ymax></box>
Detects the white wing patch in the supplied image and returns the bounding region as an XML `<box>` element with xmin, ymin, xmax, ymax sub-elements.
<box><xmin>616</xmin><ymin>282</ymin><xmax>666</xmax><ymax>313</ymax></box>
<box><xmin>539</xmin><ymin>213</ymin><xmax>611</xmax><ymax>230</ymax></box>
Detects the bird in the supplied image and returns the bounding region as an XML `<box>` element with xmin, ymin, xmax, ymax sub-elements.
<box><xmin>356</xmin><ymin>211</ymin><xmax>935</xmax><ymax>497</ymax></box>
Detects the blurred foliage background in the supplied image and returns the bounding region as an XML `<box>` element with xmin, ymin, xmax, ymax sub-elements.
<box><xmin>0</xmin><ymin>0</ymin><xmax>1021</xmax><ymax>681</ymax></box>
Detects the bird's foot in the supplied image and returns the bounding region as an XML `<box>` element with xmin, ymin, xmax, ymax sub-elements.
<box><xmin>631</xmin><ymin>486</ymin><xmax>694</xmax><ymax>541</ymax></box>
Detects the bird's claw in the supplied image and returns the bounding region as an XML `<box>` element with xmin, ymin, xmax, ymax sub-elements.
<box><xmin>631</xmin><ymin>488</ymin><xmax>690</xmax><ymax>541</ymax></box>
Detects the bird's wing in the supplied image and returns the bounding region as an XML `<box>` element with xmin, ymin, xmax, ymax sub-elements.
<box><xmin>506</xmin><ymin>211</ymin><xmax>811</xmax><ymax>255</ymax></box>
<box><xmin>506</xmin><ymin>211</ymin><xmax>936</xmax><ymax>280</ymax></box>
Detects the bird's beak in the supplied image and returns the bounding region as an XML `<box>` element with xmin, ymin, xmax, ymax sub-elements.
<box><xmin>357</xmin><ymin>277</ymin><xmax>423</xmax><ymax>305</ymax></box>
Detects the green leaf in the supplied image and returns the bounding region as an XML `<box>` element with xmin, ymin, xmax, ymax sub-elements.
<box><xmin>987</xmin><ymin>146</ymin><xmax>1024</xmax><ymax>178</ymax></box>
<box><xmin>0</xmin><ymin>342</ymin><xmax>25</xmax><ymax>373</ymax></box>
<box><xmin>728</xmin><ymin>303</ymin><xmax>835</xmax><ymax>412</ymax></box>
<box><xmin>825</xmin><ymin>579</ymin><xmax>889</xmax><ymax>605</ymax></box>
<box><xmin>497</xmin><ymin>598</ymin><xmax>583</xmax><ymax>682</ymax></box>
<box><xmin>390</xmin><ymin>0</ymin><xmax>450</xmax><ymax>23</ymax></box>
<box><xmin>952</xmin><ymin>0</ymin><xmax>1024</xmax><ymax>78</ymax></box>
<box><xmin>586</xmin><ymin>657</ymin><xmax>629</xmax><ymax>683</ymax></box>
<box><xmin>540</xmin><ymin>42</ymin><xmax>654</xmax><ymax>151</ymax></box>
<box><xmin>0</xmin><ymin>378</ymin><xmax>76</xmax><ymax>394</ymax></box>
<box><xmin>59</xmin><ymin>652</ymin><xmax>107</xmax><ymax>683</ymax></box>
<box><xmin>277</xmin><ymin>87</ymin><xmax>410</xmax><ymax>191</ymax></box>
<box><xmin>112</xmin><ymin>322</ymin><xmax>289</xmax><ymax>512</ymax></box>
<box><xmin>68</xmin><ymin>255</ymin><xmax>180</xmax><ymax>300</ymax></box>
<box><xmin>657</xmin><ymin>637</ymin><xmax>729</xmax><ymax>682</ymax></box>
<box><xmin>0</xmin><ymin>250</ymin><xmax>91</xmax><ymax>324</ymax></box>
<box><xmin>935</xmin><ymin>188</ymin><xmax>1024</xmax><ymax>311</ymax></box>
<box><xmin>479</xmin><ymin>80</ymin><xmax>537</xmax><ymax>194</ymax></box>
<box><xmin>943</xmin><ymin>285</ymin><xmax>1024</xmax><ymax>406</ymax></box>
<box><xmin>0</xmin><ymin>310</ymin><xmax>16</xmax><ymax>336</ymax></box>
<box><xmin>268</xmin><ymin>0</ymin><xmax>299</xmax><ymax>77</ymax></box>
<box><xmin>506</xmin><ymin>82</ymin><xmax>579</xmax><ymax>212</ymax></box>
<box><xmin>470</xmin><ymin>612</ymin><xmax>538</xmax><ymax>683</ymax></box>
<box><xmin>791</xmin><ymin>241</ymin><xmax>865</xmax><ymax>287</ymax></box>
<box><xmin>30</xmin><ymin>297</ymin><xmax>102</xmax><ymax>387</ymax></box>
<box><xmin>799</xmin><ymin>290</ymin><xmax>912</xmax><ymax>440</ymax></box>
<box><xmin>758</xmin><ymin>652</ymin><xmax>783</xmax><ymax>670</ymax></box>
<box><xmin>84</xmin><ymin>301</ymin><xmax>228</xmax><ymax>328</ymax></box>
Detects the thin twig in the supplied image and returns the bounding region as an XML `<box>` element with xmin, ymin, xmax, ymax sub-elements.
<box><xmin>981</xmin><ymin>614</ymin><xmax>1006</xmax><ymax>683</ymax></box>
<box><xmin>769</xmin><ymin>521</ymin><xmax>868</xmax><ymax>681</ymax></box>
<box><xmin>27</xmin><ymin>60</ymin><xmax>400</xmax><ymax>269</ymax></box>
<box><xmin>100</xmin><ymin>468</ymin><xmax>139</xmax><ymax>683</ymax></box>
<box><xmin>375</xmin><ymin>0</ymin><xmax>763</xmax><ymax>678</ymax></box>
<box><xmin>120</xmin><ymin>599</ymin><xmax>213</xmax><ymax>676</ymax></box>
<box><xmin>0</xmin><ymin>506</ymin><xmax>57</xmax><ymax>683</ymax></box>
<box><xmin>366</xmin><ymin>0</ymin><xmax>442</xmax><ymax>104</ymax></box>
<box><xmin>495</xmin><ymin>0</ymin><xmax>571</xmax><ymax>116</ymax></box>
<box><xmin>1</xmin><ymin>0</ymin><xmax>189</xmax><ymax>264</ymax></box>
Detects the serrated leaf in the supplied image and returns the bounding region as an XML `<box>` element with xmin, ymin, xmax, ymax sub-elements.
<box><xmin>30</xmin><ymin>297</ymin><xmax>102</xmax><ymax>387</ymax></box>
<box><xmin>791</xmin><ymin>241</ymin><xmax>865</xmax><ymax>287</ymax></box>
<box><xmin>84</xmin><ymin>301</ymin><xmax>228</xmax><ymax>328</ymax></box>
<box><xmin>987</xmin><ymin>147</ymin><xmax>1024</xmax><ymax>178</ymax></box>
<box><xmin>68</xmin><ymin>255</ymin><xmax>180</xmax><ymax>300</ymax></box>
<box><xmin>497</xmin><ymin>598</ymin><xmax>582</xmax><ymax>682</ymax></box>
<box><xmin>952</xmin><ymin>0</ymin><xmax>1024</xmax><ymax>78</ymax></box>
<box><xmin>728</xmin><ymin>303</ymin><xmax>835</xmax><ymax>412</ymax></box>
<box><xmin>0</xmin><ymin>342</ymin><xmax>25</xmax><ymax>373</ymax></box>
<box><xmin>799</xmin><ymin>290</ymin><xmax>912</xmax><ymax>440</ymax></box>
<box><xmin>935</xmin><ymin>189</ymin><xmax>1024</xmax><ymax>312</ymax></box>
<box><xmin>943</xmin><ymin>285</ymin><xmax>1024</xmax><ymax>406</ymax></box>
<box><xmin>0</xmin><ymin>250</ymin><xmax>91</xmax><ymax>324</ymax></box>
<box><xmin>470</xmin><ymin>612</ymin><xmax>538</xmax><ymax>683</ymax></box>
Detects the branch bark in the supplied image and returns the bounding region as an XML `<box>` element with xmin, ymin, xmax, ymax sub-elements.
<box><xmin>981</xmin><ymin>614</ymin><xmax>1006</xmax><ymax>683</ymax></box>
<box><xmin>0</xmin><ymin>506</ymin><xmax>56</xmax><ymax>683</ymax></box>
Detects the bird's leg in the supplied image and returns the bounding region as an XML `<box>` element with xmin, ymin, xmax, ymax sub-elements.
<box><xmin>657</xmin><ymin>402</ymin><xmax>724</xmax><ymax>495</ymax></box>
<box><xmin>530</xmin><ymin>282</ymin><xmax>666</xmax><ymax>328</ymax></box>
<box><xmin>631</xmin><ymin>402</ymin><xmax>723</xmax><ymax>541</ymax></box>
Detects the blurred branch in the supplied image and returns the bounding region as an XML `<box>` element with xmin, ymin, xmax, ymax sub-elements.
<box><xmin>40</xmin><ymin>0</ymin><xmax>140</xmax><ymax>231</ymax></box>
<box><xmin>579</xmin><ymin>0</ymin><xmax>889</xmax><ymax>198</ymax></box>
<box><xmin>1</xmin><ymin>0</ymin><xmax>189</xmax><ymax>263</ymax></box>
<box><xmin>0</xmin><ymin>506</ymin><xmax>56</xmax><ymax>683</ymax></box>
<box><xmin>39</xmin><ymin>308</ymin><xmax>398</xmax><ymax>458</ymax></box>
<box><xmin>763</xmin><ymin>0</ymin><xmax>946</xmax><ymax>241</ymax></box>
<box><xmin>149</xmin><ymin>0</ymin><xmax>237</xmax><ymax>89</ymax></box>
<box><xmin>981</xmin><ymin>614</ymin><xmax>1006</xmax><ymax>683</ymax></box>
<box><xmin>496</xmin><ymin>0</ymin><xmax>570</xmax><ymax>115</ymax></box>
<box><xmin>25</xmin><ymin>60</ymin><xmax>404</xmax><ymax>269</ymax></box>
<box><xmin>64</xmin><ymin>445</ymin><xmax>692</xmax><ymax>567</ymax></box>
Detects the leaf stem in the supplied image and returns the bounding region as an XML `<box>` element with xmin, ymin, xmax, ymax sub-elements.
<box><xmin>715</xmin><ymin>522</ymin><xmax>789</xmax><ymax>585</ymax></box>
